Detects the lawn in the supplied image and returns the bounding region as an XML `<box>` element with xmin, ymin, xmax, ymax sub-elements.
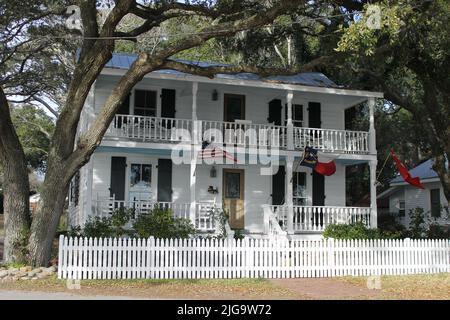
<box><xmin>0</xmin><ymin>273</ymin><xmax>448</xmax><ymax>300</ymax></box>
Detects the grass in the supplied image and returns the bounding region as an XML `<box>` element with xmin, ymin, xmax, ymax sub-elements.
<box><xmin>337</xmin><ymin>273</ymin><xmax>450</xmax><ymax>300</ymax></box>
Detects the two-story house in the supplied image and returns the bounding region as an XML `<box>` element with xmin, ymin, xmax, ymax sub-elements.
<box><xmin>68</xmin><ymin>52</ymin><xmax>383</xmax><ymax>239</ymax></box>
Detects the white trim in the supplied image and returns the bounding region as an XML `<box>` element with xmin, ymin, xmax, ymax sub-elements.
<box><xmin>101</xmin><ymin>68</ymin><xmax>384</xmax><ymax>98</ymax></box>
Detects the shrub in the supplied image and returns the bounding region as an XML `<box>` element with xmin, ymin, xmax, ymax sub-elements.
<box><xmin>323</xmin><ymin>221</ymin><xmax>383</xmax><ymax>239</ymax></box>
<box><xmin>426</xmin><ymin>223</ymin><xmax>450</xmax><ymax>239</ymax></box>
<box><xmin>132</xmin><ymin>207</ymin><xmax>196</xmax><ymax>239</ymax></box>
<box><xmin>408</xmin><ymin>207</ymin><xmax>428</xmax><ymax>239</ymax></box>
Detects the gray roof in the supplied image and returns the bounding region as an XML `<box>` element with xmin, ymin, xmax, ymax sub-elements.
<box><xmin>390</xmin><ymin>159</ymin><xmax>438</xmax><ymax>184</ymax></box>
<box><xmin>104</xmin><ymin>52</ymin><xmax>339</xmax><ymax>88</ymax></box>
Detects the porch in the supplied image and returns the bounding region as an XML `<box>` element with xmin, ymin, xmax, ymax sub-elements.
<box><xmin>91</xmin><ymin>198</ymin><xmax>372</xmax><ymax>236</ymax></box>
<box><xmin>105</xmin><ymin>114</ymin><xmax>370</xmax><ymax>154</ymax></box>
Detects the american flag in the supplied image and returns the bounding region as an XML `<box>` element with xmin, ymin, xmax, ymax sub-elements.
<box><xmin>199</xmin><ymin>140</ymin><xmax>237</xmax><ymax>163</ymax></box>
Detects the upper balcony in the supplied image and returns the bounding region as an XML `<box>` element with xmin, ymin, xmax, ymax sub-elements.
<box><xmin>105</xmin><ymin>114</ymin><xmax>370</xmax><ymax>154</ymax></box>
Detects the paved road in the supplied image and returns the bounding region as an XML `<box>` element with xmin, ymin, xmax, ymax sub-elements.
<box><xmin>0</xmin><ymin>290</ymin><xmax>150</xmax><ymax>300</ymax></box>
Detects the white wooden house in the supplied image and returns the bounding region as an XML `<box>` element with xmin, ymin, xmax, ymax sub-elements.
<box><xmin>68</xmin><ymin>53</ymin><xmax>382</xmax><ymax>239</ymax></box>
<box><xmin>378</xmin><ymin>159</ymin><xmax>449</xmax><ymax>228</ymax></box>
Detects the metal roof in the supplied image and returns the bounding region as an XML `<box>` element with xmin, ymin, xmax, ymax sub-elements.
<box><xmin>104</xmin><ymin>52</ymin><xmax>339</xmax><ymax>88</ymax></box>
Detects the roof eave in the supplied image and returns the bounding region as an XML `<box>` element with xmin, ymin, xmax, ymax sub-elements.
<box><xmin>101</xmin><ymin>67</ymin><xmax>384</xmax><ymax>99</ymax></box>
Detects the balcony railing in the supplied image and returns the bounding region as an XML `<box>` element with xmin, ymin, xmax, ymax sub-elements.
<box><xmin>93</xmin><ymin>200</ymin><xmax>216</xmax><ymax>232</ymax></box>
<box><xmin>105</xmin><ymin>114</ymin><xmax>370</xmax><ymax>154</ymax></box>
<box><xmin>294</xmin><ymin>127</ymin><xmax>369</xmax><ymax>153</ymax></box>
<box><xmin>267</xmin><ymin>205</ymin><xmax>371</xmax><ymax>232</ymax></box>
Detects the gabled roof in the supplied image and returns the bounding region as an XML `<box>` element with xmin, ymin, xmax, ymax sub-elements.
<box><xmin>104</xmin><ymin>52</ymin><xmax>339</xmax><ymax>88</ymax></box>
<box><xmin>390</xmin><ymin>158</ymin><xmax>440</xmax><ymax>184</ymax></box>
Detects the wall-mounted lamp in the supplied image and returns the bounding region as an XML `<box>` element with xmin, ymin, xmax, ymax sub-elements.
<box><xmin>208</xmin><ymin>186</ymin><xmax>219</xmax><ymax>194</ymax></box>
<box><xmin>210</xmin><ymin>166</ymin><xmax>217</xmax><ymax>178</ymax></box>
<box><xmin>212</xmin><ymin>89</ymin><xmax>218</xmax><ymax>101</ymax></box>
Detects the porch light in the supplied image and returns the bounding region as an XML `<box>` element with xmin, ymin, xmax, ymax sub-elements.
<box><xmin>212</xmin><ymin>89</ymin><xmax>218</xmax><ymax>101</ymax></box>
<box><xmin>210</xmin><ymin>166</ymin><xmax>217</xmax><ymax>178</ymax></box>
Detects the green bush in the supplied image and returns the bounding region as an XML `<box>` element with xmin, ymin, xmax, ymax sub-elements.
<box><xmin>132</xmin><ymin>207</ymin><xmax>196</xmax><ymax>239</ymax></box>
<box><xmin>323</xmin><ymin>221</ymin><xmax>382</xmax><ymax>239</ymax></box>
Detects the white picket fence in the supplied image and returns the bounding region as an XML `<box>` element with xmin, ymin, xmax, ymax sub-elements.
<box><xmin>57</xmin><ymin>235</ymin><xmax>450</xmax><ymax>280</ymax></box>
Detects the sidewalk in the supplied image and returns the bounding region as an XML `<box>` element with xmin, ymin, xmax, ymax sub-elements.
<box><xmin>0</xmin><ymin>290</ymin><xmax>149</xmax><ymax>300</ymax></box>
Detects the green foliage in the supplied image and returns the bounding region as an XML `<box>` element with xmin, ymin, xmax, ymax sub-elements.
<box><xmin>11</xmin><ymin>105</ymin><xmax>54</xmax><ymax>172</ymax></box>
<box><xmin>233</xmin><ymin>229</ymin><xmax>245</xmax><ymax>240</ymax></box>
<box><xmin>426</xmin><ymin>224</ymin><xmax>450</xmax><ymax>239</ymax></box>
<box><xmin>132</xmin><ymin>208</ymin><xmax>196</xmax><ymax>239</ymax></box>
<box><xmin>323</xmin><ymin>221</ymin><xmax>382</xmax><ymax>239</ymax></box>
<box><xmin>407</xmin><ymin>207</ymin><xmax>428</xmax><ymax>239</ymax></box>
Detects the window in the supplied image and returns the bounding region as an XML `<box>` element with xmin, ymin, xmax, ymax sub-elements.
<box><xmin>430</xmin><ymin>188</ymin><xmax>441</xmax><ymax>218</ymax></box>
<box><xmin>134</xmin><ymin>90</ymin><xmax>156</xmax><ymax>117</ymax></box>
<box><xmin>293</xmin><ymin>172</ymin><xmax>307</xmax><ymax>205</ymax></box>
<box><xmin>69</xmin><ymin>171</ymin><xmax>80</xmax><ymax>207</ymax></box>
<box><xmin>224</xmin><ymin>172</ymin><xmax>241</xmax><ymax>199</ymax></box>
<box><xmin>398</xmin><ymin>200</ymin><xmax>405</xmax><ymax>217</ymax></box>
<box><xmin>285</xmin><ymin>104</ymin><xmax>303</xmax><ymax>127</ymax></box>
<box><xmin>130</xmin><ymin>164</ymin><xmax>152</xmax><ymax>188</ymax></box>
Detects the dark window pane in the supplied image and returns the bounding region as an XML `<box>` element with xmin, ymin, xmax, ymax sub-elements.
<box><xmin>142</xmin><ymin>164</ymin><xmax>152</xmax><ymax>186</ymax></box>
<box><xmin>130</xmin><ymin>164</ymin><xmax>141</xmax><ymax>187</ymax></box>
<box><xmin>134</xmin><ymin>90</ymin><xmax>156</xmax><ymax>117</ymax></box>
<box><xmin>225</xmin><ymin>172</ymin><xmax>240</xmax><ymax>199</ymax></box>
<box><xmin>225</xmin><ymin>95</ymin><xmax>244</xmax><ymax>121</ymax></box>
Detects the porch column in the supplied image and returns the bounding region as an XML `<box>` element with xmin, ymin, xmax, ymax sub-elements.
<box><xmin>286</xmin><ymin>154</ymin><xmax>294</xmax><ymax>234</ymax></box>
<box><xmin>286</xmin><ymin>91</ymin><xmax>294</xmax><ymax>150</ymax></box>
<box><xmin>190</xmin><ymin>82</ymin><xmax>199</xmax><ymax>223</ymax></box>
<box><xmin>368</xmin><ymin>97</ymin><xmax>376</xmax><ymax>154</ymax></box>
<box><xmin>369</xmin><ymin>159</ymin><xmax>378</xmax><ymax>228</ymax></box>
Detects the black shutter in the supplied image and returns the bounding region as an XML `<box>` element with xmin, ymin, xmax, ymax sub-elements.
<box><xmin>312</xmin><ymin>171</ymin><xmax>325</xmax><ymax>206</ymax></box>
<box><xmin>161</xmin><ymin>89</ymin><xmax>176</xmax><ymax>118</ymax></box>
<box><xmin>157</xmin><ymin>159</ymin><xmax>172</xmax><ymax>202</ymax></box>
<box><xmin>308</xmin><ymin>102</ymin><xmax>321</xmax><ymax>128</ymax></box>
<box><xmin>110</xmin><ymin>157</ymin><xmax>126</xmax><ymax>201</ymax></box>
<box><xmin>268</xmin><ymin>99</ymin><xmax>282</xmax><ymax>125</ymax></box>
<box><xmin>272</xmin><ymin>166</ymin><xmax>285</xmax><ymax>205</ymax></box>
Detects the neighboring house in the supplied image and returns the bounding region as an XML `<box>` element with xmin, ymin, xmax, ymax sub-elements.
<box><xmin>29</xmin><ymin>193</ymin><xmax>40</xmax><ymax>215</ymax></box>
<box><xmin>378</xmin><ymin>159</ymin><xmax>449</xmax><ymax>228</ymax></box>
<box><xmin>68</xmin><ymin>52</ymin><xmax>382</xmax><ymax>239</ymax></box>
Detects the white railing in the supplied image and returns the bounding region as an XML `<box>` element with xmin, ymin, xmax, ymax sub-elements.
<box><xmin>93</xmin><ymin>200</ymin><xmax>215</xmax><ymax>232</ymax></box>
<box><xmin>262</xmin><ymin>205</ymin><xmax>288</xmax><ymax>238</ymax></box>
<box><xmin>294</xmin><ymin>127</ymin><xmax>369</xmax><ymax>153</ymax></box>
<box><xmin>105</xmin><ymin>115</ymin><xmax>370</xmax><ymax>153</ymax></box>
<box><xmin>201</xmin><ymin>120</ymin><xmax>287</xmax><ymax>148</ymax></box>
<box><xmin>106</xmin><ymin>115</ymin><xmax>193</xmax><ymax>142</ymax></box>
<box><xmin>270</xmin><ymin>205</ymin><xmax>371</xmax><ymax>232</ymax></box>
<box><xmin>58</xmin><ymin>236</ymin><xmax>450</xmax><ymax>280</ymax></box>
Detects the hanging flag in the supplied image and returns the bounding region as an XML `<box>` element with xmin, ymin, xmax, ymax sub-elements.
<box><xmin>390</xmin><ymin>149</ymin><xmax>424</xmax><ymax>189</ymax></box>
<box><xmin>199</xmin><ymin>140</ymin><xmax>237</xmax><ymax>163</ymax></box>
<box><xmin>299</xmin><ymin>146</ymin><xmax>318</xmax><ymax>169</ymax></box>
<box><xmin>299</xmin><ymin>146</ymin><xmax>336</xmax><ymax>176</ymax></box>
<box><xmin>314</xmin><ymin>160</ymin><xmax>336</xmax><ymax>176</ymax></box>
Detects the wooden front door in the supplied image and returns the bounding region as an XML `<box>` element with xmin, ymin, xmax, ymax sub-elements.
<box><xmin>223</xmin><ymin>169</ymin><xmax>245</xmax><ymax>229</ymax></box>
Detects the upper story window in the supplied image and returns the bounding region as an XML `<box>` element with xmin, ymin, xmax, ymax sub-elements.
<box><xmin>134</xmin><ymin>90</ymin><xmax>156</xmax><ymax>117</ymax></box>
<box><xmin>398</xmin><ymin>200</ymin><xmax>405</xmax><ymax>217</ymax></box>
<box><xmin>430</xmin><ymin>188</ymin><xmax>441</xmax><ymax>218</ymax></box>
<box><xmin>285</xmin><ymin>104</ymin><xmax>303</xmax><ymax>127</ymax></box>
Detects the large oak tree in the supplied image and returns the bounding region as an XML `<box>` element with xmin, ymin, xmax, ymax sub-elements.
<box><xmin>1</xmin><ymin>0</ymin><xmax>335</xmax><ymax>266</ymax></box>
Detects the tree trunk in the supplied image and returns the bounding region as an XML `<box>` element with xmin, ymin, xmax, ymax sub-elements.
<box><xmin>0</xmin><ymin>87</ymin><xmax>31</xmax><ymax>263</ymax></box>
<box><xmin>433</xmin><ymin>153</ymin><xmax>450</xmax><ymax>205</ymax></box>
<box><xmin>27</xmin><ymin>159</ymin><xmax>70</xmax><ymax>267</ymax></box>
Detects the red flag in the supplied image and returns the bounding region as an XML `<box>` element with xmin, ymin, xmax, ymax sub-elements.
<box><xmin>314</xmin><ymin>161</ymin><xmax>336</xmax><ymax>176</ymax></box>
<box><xmin>390</xmin><ymin>149</ymin><xmax>424</xmax><ymax>189</ymax></box>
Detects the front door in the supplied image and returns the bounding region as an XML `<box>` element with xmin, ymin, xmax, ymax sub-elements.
<box><xmin>223</xmin><ymin>169</ymin><xmax>245</xmax><ymax>229</ymax></box>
